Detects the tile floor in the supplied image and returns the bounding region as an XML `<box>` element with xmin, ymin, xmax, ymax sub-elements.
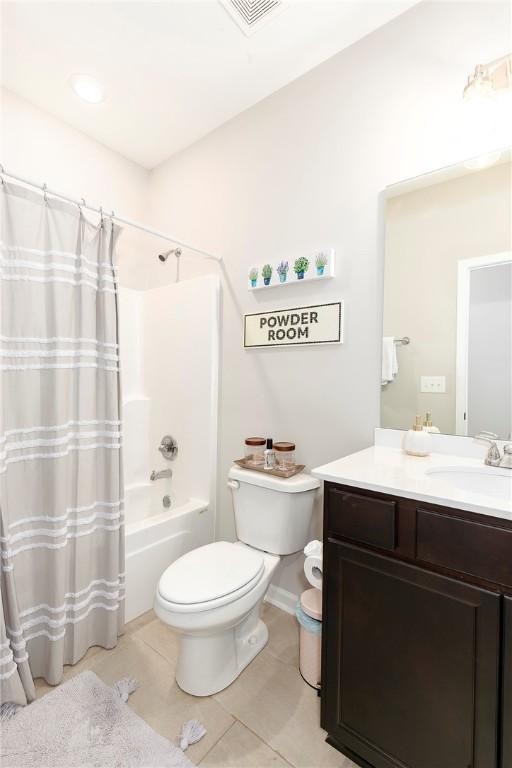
<box><xmin>35</xmin><ymin>604</ymin><xmax>356</xmax><ymax>767</ymax></box>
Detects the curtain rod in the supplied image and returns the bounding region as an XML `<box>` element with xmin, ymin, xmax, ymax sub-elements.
<box><xmin>0</xmin><ymin>164</ymin><xmax>222</xmax><ymax>263</ymax></box>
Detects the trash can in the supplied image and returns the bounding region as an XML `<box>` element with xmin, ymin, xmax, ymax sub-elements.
<box><xmin>296</xmin><ymin>588</ymin><xmax>322</xmax><ymax>690</ymax></box>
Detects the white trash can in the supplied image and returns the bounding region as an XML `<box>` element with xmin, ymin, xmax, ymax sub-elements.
<box><xmin>296</xmin><ymin>587</ymin><xmax>322</xmax><ymax>690</ymax></box>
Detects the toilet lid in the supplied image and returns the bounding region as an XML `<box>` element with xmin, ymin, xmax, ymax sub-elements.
<box><xmin>158</xmin><ymin>541</ymin><xmax>265</xmax><ymax>605</ymax></box>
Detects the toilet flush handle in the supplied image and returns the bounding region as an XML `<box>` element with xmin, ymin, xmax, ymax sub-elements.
<box><xmin>227</xmin><ymin>479</ymin><xmax>240</xmax><ymax>490</ymax></box>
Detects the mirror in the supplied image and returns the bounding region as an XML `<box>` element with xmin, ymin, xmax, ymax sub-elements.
<box><xmin>381</xmin><ymin>151</ymin><xmax>512</xmax><ymax>439</ymax></box>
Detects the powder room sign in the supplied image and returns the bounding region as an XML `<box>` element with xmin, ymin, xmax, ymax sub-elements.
<box><xmin>244</xmin><ymin>301</ymin><xmax>344</xmax><ymax>348</ymax></box>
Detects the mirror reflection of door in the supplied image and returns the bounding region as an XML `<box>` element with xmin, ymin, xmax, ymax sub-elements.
<box><xmin>382</xmin><ymin>152</ymin><xmax>512</xmax><ymax>438</ymax></box>
<box><xmin>456</xmin><ymin>254</ymin><xmax>512</xmax><ymax>438</ymax></box>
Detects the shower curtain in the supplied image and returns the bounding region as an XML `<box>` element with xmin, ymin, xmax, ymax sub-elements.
<box><xmin>0</xmin><ymin>181</ymin><xmax>124</xmax><ymax>707</ymax></box>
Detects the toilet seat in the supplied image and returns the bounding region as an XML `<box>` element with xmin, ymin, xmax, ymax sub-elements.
<box><xmin>157</xmin><ymin>541</ymin><xmax>265</xmax><ymax>613</ymax></box>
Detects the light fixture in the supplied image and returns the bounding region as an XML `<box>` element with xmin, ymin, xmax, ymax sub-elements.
<box><xmin>463</xmin><ymin>150</ymin><xmax>503</xmax><ymax>171</ymax></box>
<box><xmin>69</xmin><ymin>74</ymin><xmax>105</xmax><ymax>104</ymax></box>
<box><xmin>463</xmin><ymin>54</ymin><xmax>512</xmax><ymax>101</ymax></box>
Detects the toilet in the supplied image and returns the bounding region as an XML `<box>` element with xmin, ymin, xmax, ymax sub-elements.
<box><xmin>154</xmin><ymin>465</ymin><xmax>319</xmax><ymax>696</ymax></box>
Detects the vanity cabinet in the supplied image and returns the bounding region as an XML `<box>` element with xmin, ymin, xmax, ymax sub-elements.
<box><xmin>504</xmin><ymin>597</ymin><xmax>512</xmax><ymax>768</ymax></box>
<box><xmin>321</xmin><ymin>482</ymin><xmax>511</xmax><ymax>768</ymax></box>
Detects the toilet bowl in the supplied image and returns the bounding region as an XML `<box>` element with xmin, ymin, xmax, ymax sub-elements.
<box><xmin>155</xmin><ymin>466</ymin><xmax>319</xmax><ymax>696</ymax></box>
<box><xmin>155</xmin><ymin>541</ymin><xmax>279</xmax><ymax>696</ymax></box>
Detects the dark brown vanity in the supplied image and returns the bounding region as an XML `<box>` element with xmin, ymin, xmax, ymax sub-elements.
<box><xmin>321</xmin><ymin>481</ymin><xmax>512</xmax><ymax>768</ymax></box>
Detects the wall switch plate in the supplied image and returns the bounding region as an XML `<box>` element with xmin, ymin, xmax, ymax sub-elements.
<box><xmin>421</xmin><ymin>376</ymin><xmax>446</xmax><ymax>394</ymax></box>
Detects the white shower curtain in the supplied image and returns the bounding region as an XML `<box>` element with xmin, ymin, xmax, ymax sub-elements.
<box><xmin>0</xmin><ymin>181</ymin><xmax>125</xmax><ymax>707</ymax></box>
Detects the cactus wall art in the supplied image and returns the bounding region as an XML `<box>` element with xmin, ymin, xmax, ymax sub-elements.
<box><xmin>247</xmin><ymin>249</ymin><xmax>335</xmax><ymax>291</ymax></box>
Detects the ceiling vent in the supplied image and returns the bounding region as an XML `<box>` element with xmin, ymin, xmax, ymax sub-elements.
<box><xmin>219</xmin><ymin>0</ymin><xmax>285</xmax><ymax>36</ymax></box>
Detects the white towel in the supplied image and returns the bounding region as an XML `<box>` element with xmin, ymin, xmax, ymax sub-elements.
<box><xmin>381</xmin><ymin>337</ymin><xmax>398</xmax><ymax>385</ymax></box>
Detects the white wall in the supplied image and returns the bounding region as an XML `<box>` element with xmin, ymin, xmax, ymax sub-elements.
<box><xmin>144</xmin><ymin>1</ymin><xmax>511</xmax><ymax>597</ymax></box>
<box><xmin>0</xmin><ymin>88</ymin><xmax>149</xmax><ymax>271</ymax></box>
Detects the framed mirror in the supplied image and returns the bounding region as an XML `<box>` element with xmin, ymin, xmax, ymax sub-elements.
<box><xmin>381</xmin><ymin>150</ymin><xmax>512</xmax><ymax>439</ymax></box>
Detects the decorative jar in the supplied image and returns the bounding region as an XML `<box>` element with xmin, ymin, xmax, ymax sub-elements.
<box><xmin>274</xmin><ymin>442</ymin><xmax>296</xmax><ymax>471</ymax></box>
<box><xmin>244</xmin><ymin>437</ymin><xmax>266</xmax><ymax>466</ymax></box>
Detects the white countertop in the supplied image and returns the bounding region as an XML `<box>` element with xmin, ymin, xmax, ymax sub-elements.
<box><xmin>312</xmin><ymin>445</ymin><xmax>512</xmax><ymax>522</ymax></box>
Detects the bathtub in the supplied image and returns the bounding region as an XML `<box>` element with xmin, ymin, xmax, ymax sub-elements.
<box><xmin>124</xmin><ymin>482</ymin><xmax>211</xmax><ymax>622</ymax></box>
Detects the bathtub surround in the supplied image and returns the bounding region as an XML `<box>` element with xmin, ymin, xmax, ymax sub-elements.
<box><xmin>121</xmin><ymin>276</ymin><xmax>219</xmax><ymax>621</ymax></box>
<box><xmin>0</xmin><ymin>183</ymin><xmax>124</xmax><ymax>706</ymax></box>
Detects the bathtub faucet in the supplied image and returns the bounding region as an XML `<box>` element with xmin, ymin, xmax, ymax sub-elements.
<box><xmin>150</xmin><ymin>469</ymin><xmax>173</xmax><ymax>481</ymax></box>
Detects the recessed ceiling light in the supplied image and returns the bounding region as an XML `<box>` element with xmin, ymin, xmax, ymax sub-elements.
<box><xmin>69</xmin><ymin>74</ymin><xmax>105</xmax><ymax>104</ymax></box>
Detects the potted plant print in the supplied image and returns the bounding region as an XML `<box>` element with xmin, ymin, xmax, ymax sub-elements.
<box><xmin>315</xmin><ymin>252</ymin><xmax>328</xmax><ymax>276</ymax></box>
<box><xmin>294</xmin><ymin>256</ymin><xmax>309</xmax><ymax>280</ymax></box>
<box><xmin>276</xmin><ymin>260</ymin><xmax>289</xmax><ymax>283</ymax></box>
<box><xmin>249</xmin><ymin>267</ymin><xmax>258</xmax><ymax>288</ymax></box>
<box><xmin>262</xmin><ymin>264</ymin><xmax>273</xmax><ymax>286</ymax></box>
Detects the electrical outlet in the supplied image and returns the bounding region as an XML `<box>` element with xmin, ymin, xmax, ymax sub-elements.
<box><xmin>421</xmin><ymin>376</ymin><xmax>446</xmax><ymax>394</ymax></box>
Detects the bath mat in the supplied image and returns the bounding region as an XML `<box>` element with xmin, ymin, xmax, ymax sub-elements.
<box><xmin>0</xmin><ymin>671</ymin><xmax>199</xmax><ymax>767</ymax></box>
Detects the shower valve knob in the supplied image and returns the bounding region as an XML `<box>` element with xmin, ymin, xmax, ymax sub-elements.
<box><xmin>159</xmin><ymin>435</ymin><xmax>178</xmax><ymax>461</ymax></box>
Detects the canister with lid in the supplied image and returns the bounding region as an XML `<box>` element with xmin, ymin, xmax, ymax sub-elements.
<box><xmin>244</xmin><ymin>437</ymin><xmax>266</xmax><ymax>466</ymax></box>
<box><xmin>274</xmin><ymin>442</ymin><xmax>295</xmax><ymax>471</ymax></box>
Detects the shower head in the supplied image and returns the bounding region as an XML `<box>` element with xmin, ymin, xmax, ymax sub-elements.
<box><xmin>158</xmin><ymin>247</ymin><xmax>182</xmax><ymax>263</ymax></box>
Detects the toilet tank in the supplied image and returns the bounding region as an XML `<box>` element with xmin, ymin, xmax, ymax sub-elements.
<box><xmin>228</xmin><ymin>466</ymin><xmax>320</xmax><ymax>555</ymax></box>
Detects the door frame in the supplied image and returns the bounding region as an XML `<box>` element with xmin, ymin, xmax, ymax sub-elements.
<box><xmin>455</xmin><ymin>251</ymin><xmax>512</xmax><ymax>435</ymax></box>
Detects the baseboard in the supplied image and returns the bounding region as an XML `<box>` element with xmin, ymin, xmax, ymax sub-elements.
<box><xmin>264</xmin><ymin>584</ymin><xmax>298</xmax><ymax>615</ymax></box>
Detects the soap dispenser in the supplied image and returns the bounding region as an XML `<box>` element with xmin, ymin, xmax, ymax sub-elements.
<box><xmin>403</xmin><ymin>415</ymin><xmax>432</xmax><ymax>457</ymax></box>
<box><xmin>423</xmin><ymin>412</ymin><xmax>440</xmax><ymax>434</ymax></box>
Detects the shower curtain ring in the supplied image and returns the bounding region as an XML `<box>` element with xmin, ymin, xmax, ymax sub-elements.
<box><xmin>42</xmin><ymin>183</ymin><xmax>49</xmax><ymax>204</ymax></box>
<box><xmin>0</xmin><ymin>165</ymin><xmax>4</xmax><ymax>185</ymax></box>
<box><xmin>99</xmin><ymin>205</ymin><xmax>104</xmax><ymax>227</ymax></box>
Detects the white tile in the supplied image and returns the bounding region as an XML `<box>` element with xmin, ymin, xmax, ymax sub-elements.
<box><xmin>200</xmin><ymin>721</ymin><xmax>291</xmax><ymax>767</ymax></box>
<box><xmin>214</xmin><ymin>651</ymin><xmax>353</xmax><ymax>768</ymax></box>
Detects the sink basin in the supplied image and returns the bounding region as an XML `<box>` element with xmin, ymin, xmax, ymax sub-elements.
<box><xmin>426</xmin><ymin>466</ymin><xmax>512</xmax><ymax>502</ymax></box>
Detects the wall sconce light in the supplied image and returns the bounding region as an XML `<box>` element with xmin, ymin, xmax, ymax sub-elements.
<box><xmin>463</xmin><ymin>54</ymin><xmax>512</xmax><ymax>100</ymax></box>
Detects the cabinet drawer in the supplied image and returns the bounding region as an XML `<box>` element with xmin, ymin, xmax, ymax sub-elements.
<box><xmin>416</xmin><ymin>509</ymin><xmax>512</xmax><ymax>588</ymax></box>
<box><xmin>327</xmin><ymin>487</ymin><xmax>396</xmax><ymax>551</ymax></box>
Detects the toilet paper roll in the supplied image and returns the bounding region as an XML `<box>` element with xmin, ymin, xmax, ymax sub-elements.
<box><xmin>304</xmin><ymin>555</ymin><xmax>323</xmax><ymax>590</ymax></box>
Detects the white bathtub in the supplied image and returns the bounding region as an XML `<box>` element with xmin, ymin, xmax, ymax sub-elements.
<box><xmin>124</xmin><ymin>483</ymin><xmax>211</xmax><ymax>622</ymax></box>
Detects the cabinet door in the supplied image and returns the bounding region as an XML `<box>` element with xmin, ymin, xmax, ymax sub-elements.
<box><xmin>503</xmin><ymin>597</ymin><xmax>512</xmax><ymax>768</ymax></box>
<box><xmin>322</xmin><ymin>541</ymin><xmax>500</xmax><ymax>768</ymax></box>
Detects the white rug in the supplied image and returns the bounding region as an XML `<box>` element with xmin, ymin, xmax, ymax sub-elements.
<box><xmin>0</xmin><ymin>671</ymin><xmax>195</xmax><ymax>768</ymax></box>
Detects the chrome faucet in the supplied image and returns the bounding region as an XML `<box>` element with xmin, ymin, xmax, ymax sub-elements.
<box><xmin>501</xmin><ymin>443</ymin><xmax>512</xmax><ymax>469</ymax></box>
<box><xmin>150</xmin><ymin>468</ymin><xmax>173</xmax><ymax>481</ymax></box>
<box><xmin>475</xmin><ymin>431</ymin><xmax>512</xmax><ymax>469</ymax></box>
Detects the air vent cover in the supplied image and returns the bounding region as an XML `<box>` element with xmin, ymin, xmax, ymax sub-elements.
<box><xmin>219</xmin><ymin>0</ymin><xmax>285</xmax><ymax>36</ymax></box>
